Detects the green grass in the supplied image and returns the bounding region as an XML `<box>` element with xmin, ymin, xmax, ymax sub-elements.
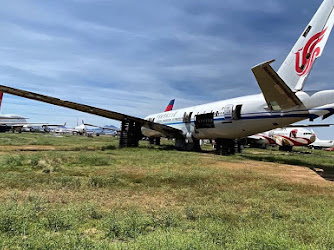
<box><xmin>0</xmin><ymin>133</ymin><xmax>333</xmax><ymax>248</ymax></box>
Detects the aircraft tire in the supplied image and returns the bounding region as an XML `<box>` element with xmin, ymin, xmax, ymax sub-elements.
<box><xmin>175</xmin><ymin>139</ymin><xmax>201</xmax><ymax>152</ymax></box>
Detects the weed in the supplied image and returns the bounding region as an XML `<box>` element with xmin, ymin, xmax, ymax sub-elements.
<box><xmin>42</xmin><ymin>210</ymin><xmax>73</xmax><ymax>232</ymax></box>
<box><xmin>101</xmin><ymin>144</ymin><xmax>117</xmax><ymax>151</ymax></box>
<box><xmin>185</xmin><ymin>207</ymin><xmax>197</xmax><ymax>221</ymax></box>
<box><xmin>0</xmin><ymin>134</ymin><xmax>333</xmax><ymax>248</ymax></box>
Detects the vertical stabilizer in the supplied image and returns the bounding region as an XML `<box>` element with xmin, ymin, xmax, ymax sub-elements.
<box><xmin>277</xmin><ymin>0</ymin><xmax>334</xmax><ymax>91</ymax></box>
<box><xmin>164</xmin><ymin>99</ymin><xmax>175</xmax><ymax>112</ymax></box>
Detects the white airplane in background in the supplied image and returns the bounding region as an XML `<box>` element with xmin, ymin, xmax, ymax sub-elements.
<box><xmin>53</xmin><ymin>120</ymin><xmax>119</xmax><ymax>136</ymax></box>
<box><xmin>310</xmin><ymin>138</ymin><xmax>334</xmax><ymax>149</ymax></box>
<box><xmin>248</xmin><ymin>127</ymin><xmax>316</xmax><ymax>151</ymax></box>
<box><xmin>83</xmin><ymin>122</ymin><xmax>120</xmax><ymax>135</ymax></box>
<box><xmin>0</xmin><ymin>92</ymin><xmax>28</xmax><ymax>132</ymax></box>
<box><xmin>0</xmin><ymin>92</ymin><xmax>63</xmax><ymax>132</ymax></box>
<box><xmin>53</xmin><ymin>121</ymin><xmax>88</xmax><ymax>135</ymax></box>
<box><xmin>1</xmin><ymin>0</ymin><xmax>334</xmax><ymax>155</ymax></box>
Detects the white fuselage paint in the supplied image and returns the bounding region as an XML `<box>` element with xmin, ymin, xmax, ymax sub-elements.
<box><xmin>310</xmin><ymin>138</ymin><xmax>334</xmax><ymax>148</ymax></box>
<box><xmin>142</xmin><ymin>90</ymin><xmax>334</xmax><ymax>140</ymax></box>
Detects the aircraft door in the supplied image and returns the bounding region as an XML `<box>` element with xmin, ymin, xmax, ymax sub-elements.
<box><xmin>183</xmin><ymin>112</ymin><xmax>192</xmax><ymax>124</ymax></box>
<box><xmin>183</xmin><ymin>112</ymin><xmax>194</xmax><ymax>134</ymax></box>
<box><xmin>224</xmin><ymin>104</ymin><xmax>234</xmax><ymax>122</ymax></box>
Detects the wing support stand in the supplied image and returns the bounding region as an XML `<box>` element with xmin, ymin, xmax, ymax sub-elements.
<box><xmin>119</xmin><ymin>120</ymin><xmax>143</xmax><ymax>148</ymax></box>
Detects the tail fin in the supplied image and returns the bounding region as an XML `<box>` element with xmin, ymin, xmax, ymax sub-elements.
<box><xmin>164</xmin><ymin>99</ymin><xmax>175</xmax><ymax>112</ymax></box>
<box><xmin>0</xmin><ymin>92</ymin><xmax>3</xmax><ymax>112</ymax></box>
<box><xmin>277</xmin><ymin>0</ymin><xmax>334</xmax><ymax>91</ymax></box>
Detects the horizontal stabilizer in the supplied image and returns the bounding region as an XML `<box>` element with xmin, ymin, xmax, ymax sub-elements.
<box><xmin>323</xmin><ymin>110</ymin><xmax>334</xmax><ymax>120</ymax></box>
<box><xmin>252</xmin><ymin>60</ymin><xmax>302</xmax><ymax>111</ymax></box>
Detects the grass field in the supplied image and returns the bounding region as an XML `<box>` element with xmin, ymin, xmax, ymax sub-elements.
<box><xmin>0</xmin><ymin>133</ymin><xmax>334</xmax><ymax>249</ymax></box>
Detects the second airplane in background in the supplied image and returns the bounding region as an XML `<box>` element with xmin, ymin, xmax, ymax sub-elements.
<box><xmin>248</xmin><ymin>127</ymin><xmax>316</xmax><ymax>151</ymax></box>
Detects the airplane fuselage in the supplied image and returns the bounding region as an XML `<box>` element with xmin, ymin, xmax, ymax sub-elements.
<box><xmin>310</xmin><ymin>138</ymin><xmax>334</xmax><ymax>148</ymax></box>
<box><xmin>143</xmin><ymin>90</ymin><xmax>334</xmax><ymax>140</ymax></box>
<box><xmin>0</xmin><ymin>115</ymin><xmax>27</xmax><ymax>132</ymax></box>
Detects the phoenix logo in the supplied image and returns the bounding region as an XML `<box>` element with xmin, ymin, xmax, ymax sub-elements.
<box><xmin>295</xmin><ymin>28</ymin><xmax>327</xmax><ymax>76</ymax></box>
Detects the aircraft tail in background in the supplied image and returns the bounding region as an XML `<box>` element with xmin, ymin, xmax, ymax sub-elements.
<box><xmin>164</xmin><ymin>99</ymin><xmax>175</xmax><ymax>112</ymax></box>
<box><xmin>0</xmin><ymin>92</ymin><xmax>3</xmax><ymax>112</ymax></box>
<box><xmin>277</xmin><ymin>0</ymin><xmax>334</xmax><ymax>91</ymax></box>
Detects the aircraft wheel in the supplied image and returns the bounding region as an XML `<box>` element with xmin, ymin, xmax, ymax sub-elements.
<box><xmin>175</xmin><ymin>139</ymin><xmax>201</xmax><ymax>152</ymax></box>
<box><xmin>215</xmin><ymin>139</ymin><xmax>237</xmax><ymax>155</ymax></box>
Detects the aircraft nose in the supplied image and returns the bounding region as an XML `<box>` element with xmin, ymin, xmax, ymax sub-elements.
<box><xmin>310</xmin><ymin>134</ymin><xmax>316</xmax><ymax>143</ymax></box>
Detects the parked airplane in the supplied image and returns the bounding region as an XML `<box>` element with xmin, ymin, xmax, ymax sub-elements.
<box><xmin>310</xmin><ymin>138</ymin><xmax>334</xmax><ymax>149</ymax></box>
<box><xmin>53</xmin><ymin>121</ymin><xmax>87</xmax><ymax>135</ymax></box>
<box><xmin>0</xmin><ymin>93</ymin><xmax>64</xmax><ymax>132</ymax></box>
<box><xmin>0</xmin><ymin>92</ymin><xmax>28</xmax><ymax>132</ymax></box>
<box><xmin>86</xmin><ymin>125</ymin><xmax>119</xmax><ymax>136</ymax></box>
<box><xmin>83</xmin><ymin>122</ymin><xmax>120</xmax><ymax>135</ymax></box>
<box><xmin>53</xmin><ymin>120</ymin><xmax>119</xmax><ymax>136</ymax></box>
<box><xmin>0</xmin><ymin>0</ymin><xmax>334</xmax><ymax>154</ymax></box>
<box><xmin>248</xmin><ymin>127</ymin><xmax>316</xmax><ymax>151</ymax></box>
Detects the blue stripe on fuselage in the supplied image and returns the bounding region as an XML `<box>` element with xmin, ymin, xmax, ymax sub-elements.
<box><xmin>158</xmin><ymin>109</ymin><xmax>330</xmax><ymax>126</ymax></box>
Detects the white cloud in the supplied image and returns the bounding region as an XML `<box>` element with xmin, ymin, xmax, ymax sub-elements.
<box><xmin>0</xmin><ymin>0</ymin><xmax>333</xmax><ymax>138</ymax></box>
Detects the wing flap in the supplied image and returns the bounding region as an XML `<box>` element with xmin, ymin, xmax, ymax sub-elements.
<box><xmin>252</xmin><ymin>60</ymin><xmax>302</xmax><ymax>110</ymax></box>
<box><xmin>0</xmin><ymin>85</ymin><xmax>183</xmax><ymax>138</ymax></box>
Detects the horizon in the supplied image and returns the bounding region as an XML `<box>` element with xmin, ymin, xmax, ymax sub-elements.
<box><xmin>0</xmin><ymin>0</ymin><xmax>333</xmax><ymax>139</ymax></box>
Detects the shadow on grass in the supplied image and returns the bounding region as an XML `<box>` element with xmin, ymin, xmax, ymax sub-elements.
<box><xmin>310</xmin><ymin>168</ymin><xmax>334</xmax><ymax>182</ymax></box>
<box><xmin>157</xmin><ymin>145</ymin><xmax>178</xmax><ymax>151</ymax></box>
<box><xmin>16</xmin><ymin>148</ymin><xmax>102</xmax><ymax>152</ymax></box>
<box><xmin>240</xmin><ymin>153</ymin><xmax>334</xmax><ymax>182</ymax></box>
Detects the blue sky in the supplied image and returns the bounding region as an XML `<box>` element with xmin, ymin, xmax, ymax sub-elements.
<box><xmin>0</xmin><ymin>0</ymin><xmax>333</xmax><ymax>139</ymax></box>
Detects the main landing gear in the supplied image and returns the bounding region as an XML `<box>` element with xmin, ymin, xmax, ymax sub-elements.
<box><xmin>279</xmin><ymin>145</ymin><xmax>293</xmax><ymax>152</ymax></box>
<box><xmin>215</xmin><ymin>139</ymin><xmax>244</xmax><ymax>155</ymax></box>
<box><xmin>175</xmin><ymin>138</ymin><xmax>201</xmax><ymax>152</ymax></box>
<box><xmin>149</xmin><ymin>137</ymin><xmax>161</xmax><ymax>146</ymax></box>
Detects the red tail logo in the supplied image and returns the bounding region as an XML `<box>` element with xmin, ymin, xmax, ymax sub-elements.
<box><xmin>295</xmin><ymin>28</ymin><xmax>327</xmax><ymax>76</ymax></box>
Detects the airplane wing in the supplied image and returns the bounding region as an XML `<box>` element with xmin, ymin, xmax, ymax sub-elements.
<box><xmin>42</xmin><ymin>124</ymin><xmax>66</xmax><ymax>127</ymax></box>
<box><xmin>0</xmin><ymin>85</ymin><xmax>183</xmax><ymax>138</ymax></box>
<box><xmin>0</xmin><ymin>117</ymin><xmax>29</xmax><ymax>120</ymax></box>
<box><xmin>252</xmin><ymin>60</ymin><xmax>303</xmax><ymax>111</ymax></box>
<box><xmin>285</xmin><ymin>124</ymin><xmax>334</xmax><ymax>128</ymax></box>
<box><xmin>0</xmin><ymin>122</ymin><xmax>46</xmax><ymax>125</ymax></box>
<box><xmin>247</xmin><ymin>135</ymin><xmax>264</xmax><ymax>140</ymax></box>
